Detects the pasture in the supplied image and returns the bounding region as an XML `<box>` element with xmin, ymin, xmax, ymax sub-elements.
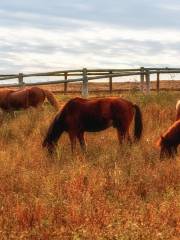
<box><xmin>0</xmin><ymin>91</ymin><xmax>179</xmax><ymax>239</ymax></box>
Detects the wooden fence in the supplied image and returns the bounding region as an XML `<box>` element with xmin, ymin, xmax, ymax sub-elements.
<box><xmin>0</xmin><ymin>67</ymin><xmax>180</xmax><ymax>96</ymax></box>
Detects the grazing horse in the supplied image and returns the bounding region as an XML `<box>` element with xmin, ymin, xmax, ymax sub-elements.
<box><xmin>156</xmin><ymin>120</ymin><xmax>180</xmax><ymax>158</ymax></box>
<box><xmin>176</xmin><ymin>100</ymin><xmax>180</xmax><ymax>120</ymax></box>
<box><xmin>43</xmin><ymin>97</ymin><xmax>143</xmax><ymax>153</ymax></box>
<box><xmin>0</xmin><ymin>86</ymin><xmax>59</xmax><ymax>111</ymax></box>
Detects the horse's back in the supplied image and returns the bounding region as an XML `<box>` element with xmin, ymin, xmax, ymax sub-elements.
<box><xmin>64</xmin><ymin>96</ymin><xmax>133</xmax><ymax>114</ymax></box>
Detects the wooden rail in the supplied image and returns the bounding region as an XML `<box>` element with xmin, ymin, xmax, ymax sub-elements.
<box><xmin>0</xmin><ymin>67</ymin><xmax>180</xmax><ymax>96</ymax></box>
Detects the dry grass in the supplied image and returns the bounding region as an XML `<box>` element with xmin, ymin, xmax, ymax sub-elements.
<box><xmin>0</xmin><ymin>91</ymin><xmax>179</xmax><ymax>239</ymax></box>
<box><xmin>6</xmin><ymin>80</ymin><xmax>180</xmax><ymax>93</ymax></box>
<box><xmin>41</xmin><ymin>80</ymin><xmax>180</xmax><ymax>92</ymax></box>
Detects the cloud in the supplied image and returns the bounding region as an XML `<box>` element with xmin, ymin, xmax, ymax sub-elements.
<box><xmin>1</xmin><ymin>0</ymin><xmax>180</xmax><ymax>29</ymax></box>
<box><xmin>0</xmin><ymin>0</ymin><xmax>180</xmax><ymax>74</ymax></box>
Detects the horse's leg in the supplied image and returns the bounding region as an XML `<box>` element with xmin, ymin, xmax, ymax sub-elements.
<box><xmin>77</xmin><ymin>132</ymin><xmax>87</xmax><ymax>152</ymax></box>
<box><xmin>116</xmin><ymin>129</ymin><xmax>125</xmax><ymax>145</ymax></box>
<box><xmin>68</xmin><ymin>131</ymin><xmax>77</xmax><ymax>153</ymax></box>
<box><xmin>114</xmin><ymin>118</ymin><xmax>128</xmax><ymax>144</ymax></box>
<box><xmin>126</xmin><ymin>128</ymin><xmax>132</xmax><ymax>144</ymax></box>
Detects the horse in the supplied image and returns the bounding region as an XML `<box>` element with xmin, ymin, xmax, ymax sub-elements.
<box><xmin>156</xmin><ymin>120</ymin><xmax>180</xmax><ymax>158</ymax></box>
<box><xmin>43</xmin><ymin>97</ymin><xmax>143</xmax><ymax>153</ymax></box>
<box><xmin>0</xmin><ymin>86</ymin><xmax>59</xmax><ymax>111</ymax></box>
<box><xmin>176</xmin><ymin>100</ymin><xmax>180</xmax><ymax>120</ymax></box>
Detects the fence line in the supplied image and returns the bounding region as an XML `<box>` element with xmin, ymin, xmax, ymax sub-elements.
<box><xmin>0</xmin><ymin>67</ymin><xmax>180</xmax><ymax>96</ymax></box>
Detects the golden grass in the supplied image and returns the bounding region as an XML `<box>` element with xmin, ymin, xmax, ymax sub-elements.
<box><xmin>0</xmin><ymin>91</ymin><xmax>179</xmax><ymax>239</ymax></box>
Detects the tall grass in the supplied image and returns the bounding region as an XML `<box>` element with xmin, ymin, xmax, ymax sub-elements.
<box><xmin>0</xmin><ymin>91</ymin><xmax>179</xmax><ymax>239</ymax></box>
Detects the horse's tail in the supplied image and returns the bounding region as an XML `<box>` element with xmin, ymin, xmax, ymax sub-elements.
<box><xmin>133</xmin><ymin>104</ymin><xmax>143</xmax><ymax>140</ymax></box>
<box><xmin>176</xmin><ymin>100</ymin><xmax>180</xmax><ymax>120</ymax></box>
<box><xmin>43</xmin><ymin>110</ymin><xmax>65</xmax><ymax>152</ymax></box>
<box><xmin>43</xmin><ymin>89</ymin><xmax>59</xmax><ymax>110</ymax></box>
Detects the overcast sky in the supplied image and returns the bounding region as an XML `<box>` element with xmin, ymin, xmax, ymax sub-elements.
<box><xmin>1</xmin><ymin>0</ymin><xmax>180</xmax><ymax>73</ymax></box>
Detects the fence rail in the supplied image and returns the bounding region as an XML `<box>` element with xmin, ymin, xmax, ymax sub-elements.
<box><xmin>0</xmin><ymin>67</ymin><xmax>180</xmax><ymax>96</ymax></box>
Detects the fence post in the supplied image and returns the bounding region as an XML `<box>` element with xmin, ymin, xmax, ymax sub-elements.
<box><xmin>82</xmin><ymin>68</ymin><xmax>88</xmax><ymax>97</ymax></box>
<box><xmin>156</xmin><ymin>71</ymin><xmax>160</xmax><ymax>93</ymax></box>
<box><xmin>64</xmin><ymin>72</ymin><xmax>68</xmax><ymax>93</ymax></box>
<box><xmin>18</xmin><ymin>73</ymin><xmax>24</xmax><ymax>87</ymax></box>
<box><xmin>109</xmin><ymin>70</ymin><xmax>112</xmax><ymax>93</ymax></box>
<box><xmin>145</xmin><ymin>70</ymin><xmax>150</xmax><ymax>94</ymax></box>
<box><xmin>140</xmin><ymin>67</ymin><xmax>144</xmax><ymax>92</ymax></box>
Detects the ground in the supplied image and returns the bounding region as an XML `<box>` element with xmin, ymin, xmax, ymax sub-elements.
<box><xmin>0</xmin><ymin>90</ymin><xmax>179</xmax><ymax>239</ymax></box>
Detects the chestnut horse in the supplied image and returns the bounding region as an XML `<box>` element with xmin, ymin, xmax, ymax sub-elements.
<box><xmin>176</xmin><ymin>100</ymin><xmax>180</xmax><ymax>120</ymax></box>
<box><xmin>0</xmin><ymin>86</ymin><xmax>59</xmax><ymax>111</ymax></box>
<box><xmin>43</xmin><ymin>97</ymin><xmax>143</xmax><ymax>153</ymax></box>
<box><xmin>156</xmin><ymin>120</ymin><xmax>180</xmax><ymax>158</ymax></box>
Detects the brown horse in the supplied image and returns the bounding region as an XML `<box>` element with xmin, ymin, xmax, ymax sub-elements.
<box><xmin>176</xmin><ymin>100</ymin><xmax>180</xmax><ymax>120</ymax></box>
<box><xmin>156</xmin><ymin>120</ymin><xmax>180</xmax><ymax>158</ymax></box>
<box><xmin>43</xmin><ymin>97</ymin><xmax>143</xmax><ymax>153</ymax></box>
<box><xmin>0</xmin><ymin>86</ymin><xmax>59</xmax><ymax>111</ymax></box>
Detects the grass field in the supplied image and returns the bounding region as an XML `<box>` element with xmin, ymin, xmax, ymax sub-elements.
<box><xmin>0</xmin><ymin>91</ymin><xmax>179</xmax><ymax>239</ymax></box>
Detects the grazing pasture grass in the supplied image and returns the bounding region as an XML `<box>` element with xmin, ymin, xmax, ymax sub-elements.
<box><xmin>0</xmin><ymin>91</ymin><xmax>179</xmax><ymax>239</ymax></box>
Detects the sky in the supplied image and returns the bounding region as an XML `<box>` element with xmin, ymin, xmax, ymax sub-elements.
<box><xmin>1</xmin><ymin>0</ymin><xmax>180</xmax><ymax>74</ymax></box>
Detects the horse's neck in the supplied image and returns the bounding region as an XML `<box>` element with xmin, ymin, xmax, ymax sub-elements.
<box><xmin>165</xmin><ymin>123</ymin><xmax>180</xmax><ymax>144</ymax></box>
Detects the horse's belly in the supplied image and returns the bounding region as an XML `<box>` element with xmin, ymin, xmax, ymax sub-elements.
<box><xmin>8</xmin><ymin>94</ymin><xmax>27</xmax><ymax>110</ymax></box>
<box><xmin>84</xmin><ymin>118</ymin><xmax>113</xmax><ymax>132</ymax></box>
<box><xmin>9</xmin><ymin>99</ymin><xmax>24</xmax><ymax>109</ymax></box>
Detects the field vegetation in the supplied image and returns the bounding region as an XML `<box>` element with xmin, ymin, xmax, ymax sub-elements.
<box><xmin>0</xmin><ymin>91</ymin><xmax>179</xmax><ymax>239</ymax></box>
